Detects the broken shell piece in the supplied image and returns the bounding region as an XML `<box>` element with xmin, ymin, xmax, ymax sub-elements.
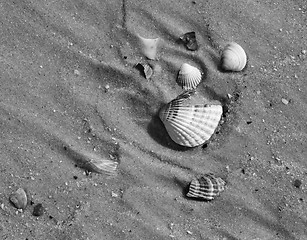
<box><xmin>135</xmin><ymin>63</ymin><xmax>153</xmax><ymax>79</ymax></box>
<box><xmin>186</xmin><ymin>174</ymin><xmax>225</xmax><ymax>201</ymax></box>
<box><xmin>221</xmin><ymin>42</ymin><xmax>247</xmax><ymax>71</ymax></box>
<box><xmin>159</xmin><ymin>90</ymin><xmax>223</xmax><ymax>147</ymax></box>
<box><xmin>177</xmin><ymin>63</ymin><xmax>202</xmax><ymax>90</ymax></box>
<box><xmin>83</xmin><ymin>158</ymin><xmax>118</xmax><ymax>175</ymax></box>
<box><xmin>9</xmin><ymin>188</ymin><xmax>27</xmax><ymax>209</ymax></box>
<box><xmin>179</xmin><ymin>32</ymin><xmax>198</xmax><ymax>51</ymax></box>
<box><xmin>138</xmin><ymin>35</ymin><xmax>159</xmax><ymax>60</ymax></box>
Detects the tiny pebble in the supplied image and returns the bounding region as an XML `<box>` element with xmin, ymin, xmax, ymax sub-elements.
<box><xmin>104</xmin><ymin>84</ymin><xmax>110</xmax><ymax>93</ymax></box>
<box><xmin>187</xmin><ymin>230</ymin><xmax>193</xmax><ymax>235</ymax></box>
<box><xmin>281</xmin><ymin>98</ymin><xmax>289</xmax><ymax>105</ymax></box>
<box><xmin>302</xmin><ymin>50</ymin><xmax>306</xmax><ymax>55</ymax></box>
<box><xmin>33</xmin><ymin>203</ymin><xmax>44</xmax><ymax>216</ymax></box>
<box><xmin>111</xmin><ymin>192</ymin><xmax>118</xmax><ymax>198</ymax></box>
<box><xmin>9</xmin><ymin>188</ymin><xmax>27</xmax><ymax>210</ymax></box>
<box><xmin>74</xmin><ymin>69</ymin><xmax>80</xmax><ymax>76</ymax></box>
<box><xmin>293</xmin><ymin>179</ymin><xmax>302</xmax><ymax>188</ymax></box>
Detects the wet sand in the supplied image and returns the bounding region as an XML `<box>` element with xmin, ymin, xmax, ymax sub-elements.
<box><xmin>0</xmin><ymin>0</ymin><xmax>307</xmax><ymax>239</ymax></box>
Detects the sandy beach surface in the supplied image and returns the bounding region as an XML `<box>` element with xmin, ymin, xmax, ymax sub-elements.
<box><xmin>1</xmin><ymin>0</ymin><xmax>307</xmax><ymax>239</ymax></box>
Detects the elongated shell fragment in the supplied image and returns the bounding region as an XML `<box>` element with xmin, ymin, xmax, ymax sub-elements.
<box><xmin>221</xmin><ymin>42</ymin><xmax>247</xmax><ymax>71</ymax></box>
<box><xmin>177</xmin><ymin>63</ymin><xmax>202</xmax><ymax>90</ymax></box>
<box><xmin>138</xmin><ymin>35</ymin><xmax>159</xmax><ymax>60</ymax></box>
<box><xmin>159</xmin><ymin>91</ymin><xmax>223</xmax><ymax>147</ymax></box>
<box><xmin>186</xmin><ymin>174</ymin><xmax>225</xmax><ymax>201</ymax></box>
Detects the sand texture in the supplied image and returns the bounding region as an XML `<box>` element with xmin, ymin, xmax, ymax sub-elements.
<box><xmin>1</xmin><ymin>0</ymin><xmax>307</xmax><ymax>239</ymax></box>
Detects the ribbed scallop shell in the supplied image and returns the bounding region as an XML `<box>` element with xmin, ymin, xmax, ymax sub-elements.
<box><xmin>159</xmin><ymin>91</ymin><xmax>223</xmax><ymax>147</ymax></box>
<box><xmin>177</xmin><ymin>63</ymin><xmax>202</xmax><ymax>90</ymax></box>
<box><xmin>221</xmin><ymin>42</ymin><xmax>247</xmax><ymax>71</ymax></box>
<box><xmin>138</xmin><ymin>35</ymin><xmax>159</xmax><ymax>60</ymax></box>
<box><xmin>186</xmin><ymin>174</ymin><xmax>225</xmax><ymax>201</ymax></box>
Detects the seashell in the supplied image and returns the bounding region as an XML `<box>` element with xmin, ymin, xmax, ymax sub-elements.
<box><xmin>9</xmin><ymin>188</ymin><xmax>27</xmax><ymax>209</ymax></box>
<box><xmin>33</xmin><ymin>203</ymin><xmax>44</xmax><ymax>216</ymax></box>
<box><xmin>83</xmin><ymin>157</ymin><xmax>118</xmax><ymax>175</ymax></box>
<box><xmin>179</xmin><ymin>31</ymin><xmax>198</xmax><ymax>51</ymax></box>
<box><xmin>159</xmin><ymin>90</ymin><xmax>223</xmax><ymax>147</ymax></box>
<box><xmin>221</xmin><ymin>42</ymin><xmax>247</xmax><ymax>71</ymax></box>
<box><xmin>177</xmin><ymin>63</ymin><xmax>202</xmax><ymax>90</ymax></box>
<box><xmin>135</xmin><ymin>63</ymin><xmax>154</xmax><ymax>79</ymax></box>
<box><xmin>138</xmin><ymin>35</ymin><xmax>160</xmax><ymax>60</ymax></box>
<box><xmin>186</xmin><ymin>174</ymin><xmax>225</xmax><ymax>201</ymax></box>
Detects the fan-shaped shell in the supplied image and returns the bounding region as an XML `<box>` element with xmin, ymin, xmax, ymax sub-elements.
<box><xmin>159</xmin><ymin>91</ymin><xmax>223</xmax><ymax>147</ymax></box>
<box><xmin>186</xmin><ymin>174</ymin><xmax>225</xmax><ymax>201</ymax></box>
<box><xmin>177</xmin><ymin>63</ymin><xmax>202</xmax><ymax>90</ymax></box>
<box><xmin>138</xmin><ymin>35</ymin><xmax>159</xmax><ymax>60</ymax></box>
<box><xmin>221</xmin><ymin>42</ymin><xmax>247</xmax><ymax>71</ymax></box>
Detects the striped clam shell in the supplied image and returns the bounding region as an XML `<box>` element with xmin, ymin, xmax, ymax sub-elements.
<box><xmin>221</xmin><ymin>42</ymin><xmax>247</xmax><ymax>71</ymax></box>
<box><xmin>186</xmin><ymin>174</ymin><xmax>225</xmax><ymax>201</ymax></box>
<box><xmin>177</xmin><ymin>63</ymin><xmax>202</xmax><ymax>90</ymax></box>
<box><xmin>159</xmin><ymin>90</ymin><xmax>223</xmax><ymax>147</ymax></box>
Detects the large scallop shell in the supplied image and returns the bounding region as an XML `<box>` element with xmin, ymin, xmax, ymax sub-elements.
<box><xmin>159</xmin><ymin>90</ymin><xmax>223</xmax><ymax>147</ymax></box>
<box><xmin>186</xmin><ymin>174</ymin><xmax>225</xmax><ymax>201</ymax></box>
<box><xmin>177</xmin><ymin>63</ymin><xmax>202</xmax><ymax>90</ymax></box>
<box><xmin>138</xmin><ymin>35</ymin><xmax>159</xmax><ymax>60</ymax></box>
<box><xmin>221</xmin><ymin>42</ymin><xmax>247</xmax><ymax>71</ymax></box>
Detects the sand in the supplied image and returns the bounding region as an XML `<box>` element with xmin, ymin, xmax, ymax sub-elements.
<box><xmin>0</xmin><ymin>0</ymin><xmax>307</xmax><ymax>239</ymax></box>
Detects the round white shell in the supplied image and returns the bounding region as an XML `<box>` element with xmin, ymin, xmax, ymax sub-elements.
<box><xmin>177</xmin><ymin>63</ymin><xmax>202</xmax><ymax>90</ymax></box>
<box><xmin>159</xmin><ymin>91</ymin><xmax>223</xmax><ymax>147</ymax></box>
<box><xmin>138</xmin><ymin>35</ymin><xmax>159</xmax><ymax>60</ymax></box>
<box><xmin>221</xmin><ymin>42</ymin><xmax>247</xmax><ymax>71</ymax></box>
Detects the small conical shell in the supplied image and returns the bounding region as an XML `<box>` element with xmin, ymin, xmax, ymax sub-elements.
<box><xmin>177</xmin><ymin>63</ymin><xmax>202</xmax><ymax>90</ymax></box>
<box><xmin>186</xmin><ymin>174</ymin><xmax>225</xmax><ymax>201</ymax></box>
<box><xmin>221</xmin><ymin>42</ymin><xmax>247</xmax><ymax>71</ymax></box>
<box><xmin>138</xmin><ymin>35</ymin><xmax>159</xmax><ymax>60</ymax></box>
<box><xmin>159</xmin><ymin>90</ymin><xmax>223</xmax><ymax>147</ymax></box>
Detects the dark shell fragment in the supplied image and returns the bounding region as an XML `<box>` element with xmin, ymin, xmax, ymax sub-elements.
<box><xmin>179</xmin><ymin>32</ymin><xmax>198</xmax><ymax>51</ymax></box>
